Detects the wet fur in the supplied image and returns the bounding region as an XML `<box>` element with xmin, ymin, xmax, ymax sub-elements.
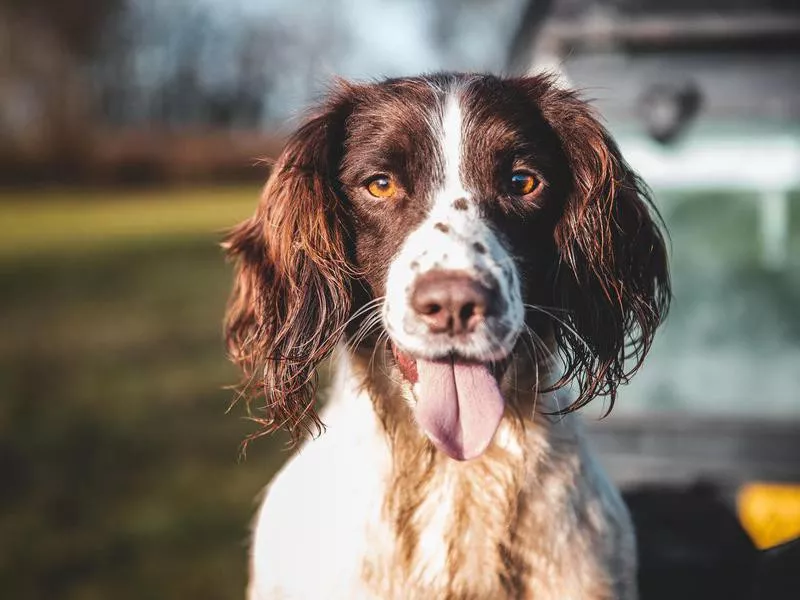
<box><xmin>223</xmin><ymin>73</ymin><xmax>670</xmax><ymax>599</ymax></box>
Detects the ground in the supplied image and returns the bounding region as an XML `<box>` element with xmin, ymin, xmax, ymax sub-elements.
<box><xmin>0</xmin><ymin>186</ymin><xmax>291</xmax><ymax>599</ymax></box>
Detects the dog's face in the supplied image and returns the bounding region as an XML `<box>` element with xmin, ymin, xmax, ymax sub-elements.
<box><xmin>224</xmin><ymin>74</ymin><xmax>670</xmax><ymax>458</ymax></box>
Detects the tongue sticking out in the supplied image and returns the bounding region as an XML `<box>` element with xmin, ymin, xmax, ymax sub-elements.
<box><xmin>414</xmin><ymin>358</ymin><xmax>505</xmax><ymax>460</ymax></box>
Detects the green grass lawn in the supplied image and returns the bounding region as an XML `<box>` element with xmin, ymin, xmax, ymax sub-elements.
<box><xmin>0</xmin><ymin>187</ymin><xmax>292</xmax><ymax>599</ymax></box>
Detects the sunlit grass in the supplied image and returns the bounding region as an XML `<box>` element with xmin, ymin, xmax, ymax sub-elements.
<box><xmin>0</xmin><ymin>186</ymin><xmax>259</xmax><ymax>259</ymax></box>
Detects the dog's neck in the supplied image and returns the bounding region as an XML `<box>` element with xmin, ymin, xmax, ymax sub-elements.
<box><xmin>345</xmin><ymin>345</ymin><xmax>572</xmax><ymax>597</ymax></box>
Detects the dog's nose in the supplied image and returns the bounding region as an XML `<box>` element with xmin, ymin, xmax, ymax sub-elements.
<box><xmin>410</xmin><ymin>270</ymin><xmax>498</xmax><ymax>335</ymax></box>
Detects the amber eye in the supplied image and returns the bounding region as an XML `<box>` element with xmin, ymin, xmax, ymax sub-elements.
<box><xmin>366</xmin><ymin>175</ymin><xmax>397</xmax><ymax>199</ymax></box>
<box><xmin>509</xmin><ymin>172</ymin><xmax>538</xmax><ymax>196</ymax></box>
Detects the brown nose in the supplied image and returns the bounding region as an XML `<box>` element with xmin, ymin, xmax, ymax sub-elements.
<box><xmin>410</xmin><ymin>270</ymin><xmax>498</xmax><ymax>335</ymax></box>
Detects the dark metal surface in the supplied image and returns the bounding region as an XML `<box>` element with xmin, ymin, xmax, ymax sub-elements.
<box><xmin>586</xmin><ymin>415</ymin><xmax>800</xmax><ymax>488</ymax></box>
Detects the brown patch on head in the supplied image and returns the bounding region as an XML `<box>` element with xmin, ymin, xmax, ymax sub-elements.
<box><xmin>452</xmin><ymin>197</ymin><xmax>468</xmax><ymax>211</ymax></box>
<box><xmin>337</xmin><ymin>76</ymin><xmax>452</xmax><ymax>302</ymax></box>
<box><xmin>457</xmin><ymin>73</ymin><xmax>670</xmax><ymax>415</ymax></box>
<box><xmin>434</xmin><ymin>222</ymin><xmax>450</xmax><ymax>233</ymax></box>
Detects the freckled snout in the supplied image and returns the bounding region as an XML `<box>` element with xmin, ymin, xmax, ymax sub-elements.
<box><xmin>410</xmin><ymin>270</ymin><xmax>499</xmax><ymax>335</ymax></box>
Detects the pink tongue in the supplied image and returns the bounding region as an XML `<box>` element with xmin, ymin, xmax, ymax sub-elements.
<box><xmin>414</xmin><ymin>359</ymin><xmax>505</xmax><ymax>460</ymax></box>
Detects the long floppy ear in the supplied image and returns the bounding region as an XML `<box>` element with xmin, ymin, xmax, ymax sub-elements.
<box><xmin>223</xmin><ymin>94</ymin><xmax>355</xmax><ymax>441</ymax></box>
<box><xmin>536</xmin><ymin>79</ymin><xmax>671</xmax><ymax>412</ymax></box>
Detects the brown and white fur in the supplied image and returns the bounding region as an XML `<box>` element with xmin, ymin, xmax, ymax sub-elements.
<box><xmin>223</xmin><ymin>73</ymin><xmax>670</xmax><ymax>600</ymax></box>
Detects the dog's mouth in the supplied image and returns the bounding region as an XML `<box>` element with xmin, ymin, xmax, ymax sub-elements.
<box><xmin>391</xmin><ymin>344</ymin><xmax>509</xmax><ymax>461</ymax></box>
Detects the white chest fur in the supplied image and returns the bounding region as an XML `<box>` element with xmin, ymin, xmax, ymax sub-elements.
<box><xmin>246</xmin><ymin>355</ymin><xmax>636</xmax><ymax>600</ymax></box>
<box><xmin>247</xmin><ymin>355</ymin><xmax>400</xmax><ymax>600</ymax></box>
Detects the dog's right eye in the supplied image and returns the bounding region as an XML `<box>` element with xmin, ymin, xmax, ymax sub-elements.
<box><xmin>509</xmin><ymin>172</ymin><xmax>540</xmax><ymax>196</ymax></box>
<box><xmin>365</xmin><ymin>175</ymin><xmax>397</xmax><ymax>199</ymax></box>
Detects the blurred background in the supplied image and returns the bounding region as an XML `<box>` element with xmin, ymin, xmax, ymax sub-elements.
<box><xmin>1</xmin><ymin>0</ymin><xmax>798</xmax><ymax>598</ymax></box>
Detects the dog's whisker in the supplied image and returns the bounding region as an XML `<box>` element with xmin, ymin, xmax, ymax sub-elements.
<box><xmin>344</xmin><ymin>306</ymin><xmax>385</xmax><ymax>355</ymax></box>
<box><xmin>522</xmin><ymin>303</ymin><xmax>572</xmax><ymax>314</ymax></box>
<box><xmin>524</xmin><ymin>303</ymin><xmax>594</xmax><ymax>357</ymax></box>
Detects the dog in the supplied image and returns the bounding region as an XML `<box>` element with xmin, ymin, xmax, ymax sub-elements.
<box><xmin>223</xmin><ymin>72</ymin><xmax>670</xmax><ymax>599</ymax></box>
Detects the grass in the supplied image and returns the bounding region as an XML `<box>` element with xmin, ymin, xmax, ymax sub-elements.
<box><xmin>0</xmin><ymin>187</ymin><xmax>291</xmax><ymax>599</ymax></box>
<box><xmin>0</xmin><ymin>186</ymin><xmax>258</xmax><ymax>260</ymax></box>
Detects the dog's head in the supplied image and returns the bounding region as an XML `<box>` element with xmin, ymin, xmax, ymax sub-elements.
<box><xmin>224</xmin><ymin>73</ymin><xmax>670</xmax><ymax>459</ymax></box>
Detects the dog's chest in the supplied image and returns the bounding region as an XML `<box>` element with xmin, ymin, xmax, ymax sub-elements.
<box><xmin>248</xmin><ymin>366</ymin><xmax>624</xmax><ymax>600</ymax></box>
<box><xmin>363</xmin><ymin>431</ymin><xmax>533</xmax><ymax>599</ymax></box>
<box><xmin>252</xmin><ymin>420</ymin><xmax>525</xmax><ymax>599</ymax></box>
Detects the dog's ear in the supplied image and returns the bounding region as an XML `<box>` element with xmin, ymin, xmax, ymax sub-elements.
<box><xmin>223</xmin><ymin>92</ymin><xmax>355</xmax><ymax>441</ymax></box>
<box><xmin>534</xmin><ymin>78</ymin><xmax>671</xmax><ymax>411</ymax></box>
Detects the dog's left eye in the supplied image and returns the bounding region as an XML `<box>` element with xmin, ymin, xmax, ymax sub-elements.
<box><xmin>509</xmin><ymin>172</ymin><xmax>539</xmax><ymax>196</ymax></box>
<box><xmin>366</xmin><ymin>175</ymin><xmax>398</xmax><ymax>199</ymax></box>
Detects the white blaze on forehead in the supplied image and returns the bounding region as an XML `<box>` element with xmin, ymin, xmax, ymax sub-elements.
<box><xmin>381</xmin><ymin>86</ymin><xmax>524</xmax><ymax>364</ymax></box>
<box><xmin>439</xmin><ymin>93</ymin><xmax>468</xmax><ymax>200</ymax></box>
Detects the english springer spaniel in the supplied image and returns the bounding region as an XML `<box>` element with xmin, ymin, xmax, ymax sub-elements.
<box><xmin>224</xmin><ymin>73</ymin><xmax>670</xmax><ymax>599</ymax></box>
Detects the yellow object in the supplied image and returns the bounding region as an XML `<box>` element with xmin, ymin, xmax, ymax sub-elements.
<box><xmin>738</xmin><ymin>482</ymin><xmax>800</xmax><ymax>549</ymax></box>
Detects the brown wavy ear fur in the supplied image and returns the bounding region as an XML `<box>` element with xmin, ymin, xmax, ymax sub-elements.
<box><xmin>223</xmin><ymin>92</ymin><xmax>355</xmax><ymax>441</ymax></box>
<box><xmin>533</xmin><ymin>77</ymin><xmax>671</xmax><ymax>412</ymax></box>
